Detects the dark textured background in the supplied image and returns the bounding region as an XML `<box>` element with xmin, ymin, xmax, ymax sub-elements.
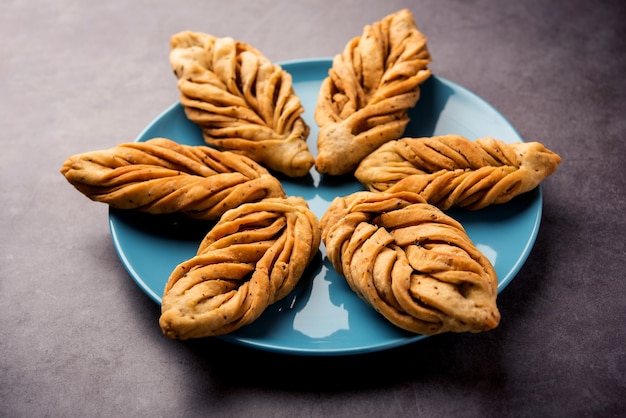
<box><xmin>1</xmin><ymin>0</ymin><xmax>624</xmax><ymax>416</ymax></box>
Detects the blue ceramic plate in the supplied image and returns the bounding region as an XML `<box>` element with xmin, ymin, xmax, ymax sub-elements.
<box><xmin>109</xmin><ymin>58</ymin><xmax>541</xmax><ymax>356</ymax></box>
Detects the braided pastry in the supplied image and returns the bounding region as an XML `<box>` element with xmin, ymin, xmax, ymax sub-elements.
<box><xmin>355</xmin><ymin>135</ymin><xmax>562</xmax><ymax>210</ymax></box>
<box><xmin>320</xmin><ymin>191</ymin><xmax>500</xmax><ymax>335</ymax></box>
<box><xmin>314</xmin><ymin>9</ymin><xmax>432</xmax><ymax>175</ymax></box>
<box><xmin>170</xmin><ymin>31</ymin><xmax>314</xmax><ymax>178</ymax></box>
<box><xmin>159</xmin><ymin>196</ymin><xmax>321</xmax><ymax>339</ymax></box>
<box><xmin>60</xmin><ymin>137</ymin><xmax>285</xmax><ymax>220</ymax></box>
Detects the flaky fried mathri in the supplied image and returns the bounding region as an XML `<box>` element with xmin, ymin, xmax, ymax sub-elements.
<box><xmin>314</xmin><ymin>9</ymin><xmax>432</xmax><ymax>175</ymax></box>
<box><xmin>170</xmin><ymin>31</ymin><xmax>314</xmax><ymax>177</ymax></box>
<box><xmin>355</xmin><ymin>135</ymin><xmax>562</xmax><ymax>210</ymax></box>
<box><xmin>159</xmin><ymin>196</ymin><xmax>321</xmax><ymax>339</ymax></box>
<box><xmin>60</xmin><ymin>137</ymin><xmax>285</xmax><ymax>220</ymax></box>
<box><xmin>320</xmin><ymin>191</ymin><xmax>500</xmax><ymax>335</ymax></box>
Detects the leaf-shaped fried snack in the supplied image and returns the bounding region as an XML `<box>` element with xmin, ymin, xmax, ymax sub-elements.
<box><xmin>320</xmin><ymin>191</ymin><xmax>500</xmax><ymax>335</ymax></box>
<box><xmin>170</xmin><ymin>31</ymin><xmax>314</xmax><ymax>178</ymax></box>
<box><xmin>159</xmin><ymin>196</ymin><xmax>321</xmax><ymax>339</ymax></box>
<box><xmin>60</xmin><ymin>137</ymin><xmax>285</xmax><ymax>220</ymax></box>
<box><xmin>355</xmin><ymin>134</ymin><xmax>562</xmax><ymax>210</ymax></box>
<box><xmin>314</xmin><ymin>9</ymin><xmax>432</xmax><ymax>175</ymax></box>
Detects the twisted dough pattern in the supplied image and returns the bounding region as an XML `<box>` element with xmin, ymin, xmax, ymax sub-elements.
<box><xmin>170</xmin><ymin>31</ymin><xmax>314</xmax><ymax>177</ymax></box>
<box><xmin>314</xmin><ymin>9</ymin><xmax>431</xmax><ymax>175</ymax></box>
<box><xmin>320</xmin><ymin>191</ymin><xmax>500</xmax><ymax>334</ymax></box>
<box><xmin>60</xmin><ymin>137</ymin><xmax>285</xmax><ymax>220</ymax></box>
<box><xmin>160</xmin><ymin>196</ymin><xmax>321</xmax><ymax>339</ymax></box>
<box><xmin>355</xmin><ymin>135</ymin><xmax>562</xmax><ymax>210</ymax></box>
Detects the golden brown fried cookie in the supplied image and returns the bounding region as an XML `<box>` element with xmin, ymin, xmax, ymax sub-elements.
<box><xmin>170</xmin><ymin>31</ymin><xmax>314</xmax><ymax>178</ymax></box>
<box><xmin>320</xmin><ymin>191</ymin><xmax>500</xmax><ymax>334</ymax></box>
<box><xmin>159</xmin><ymin>196</ymin><xmax>321</xmax><ymax>339</ymax></box>
<box><xmin>355</xmin><ymin>135</ymin><xmax>562</xmax><ymax>210</ymax></box>
<box><xmin>60</xmin><ymin>138</ymin><xmax>285</xmax><ymax>220</ymax></box>
<box><xmin>314</xmin><ymin>9</ymin><xmax>432</xmax><ymax>175</ymax></box>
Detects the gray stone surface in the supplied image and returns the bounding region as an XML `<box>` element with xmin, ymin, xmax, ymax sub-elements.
<box><xmin>1</xmin><ymin>0</ymin><xmax>624</xmax><ymax>416</ymax></box>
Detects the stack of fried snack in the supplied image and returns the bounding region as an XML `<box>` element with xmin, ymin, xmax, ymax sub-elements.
<box><xmin>60</xmin><ymin>9</ymin><xmax>562</xmax><ymax>340</ymax></box>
